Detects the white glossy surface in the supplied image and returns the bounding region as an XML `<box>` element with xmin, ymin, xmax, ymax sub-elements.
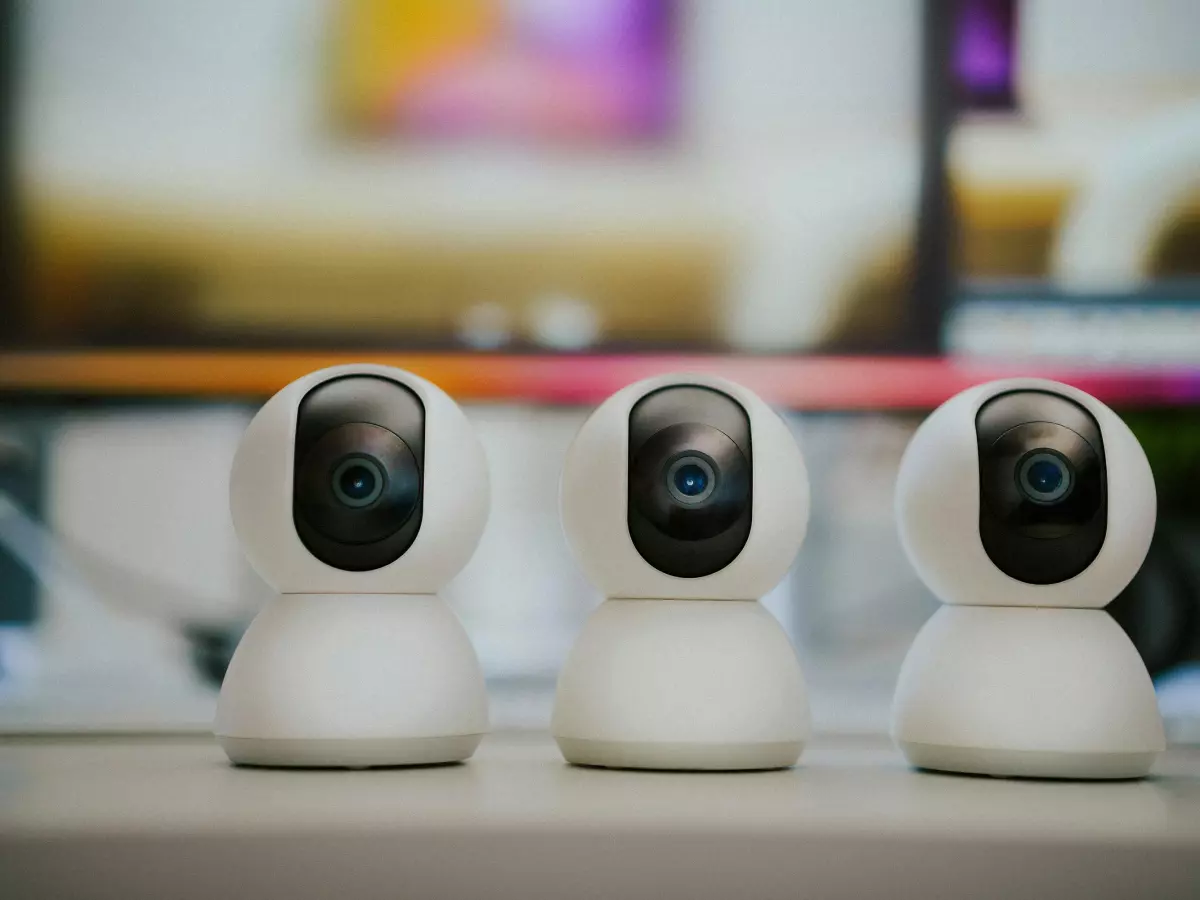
<box><xmin>552</xmin><ymin>599</ymin><xmax>809</xmax><ymax>769</ymax></box>
<box><xmin>215</xmin><ymin>593</ymin><xmax>488</xmax><ymax>765</ymax></box>
<box><xmin>229</xmin><ymin>363</ymin><xmax>490</xmax><ymax>596</ymax></box>
<box><xmin>554</xmin><ymin>375</ymin><xmax>810</xmax><ymax>770</ymax></box>
<box><xmin>895</xmin><ymin>377</ymin><xmax>1156</xmax><ymax>609</ymax></box>
<box><xmin>559</xmin><ymin>373</ymin><xmax>809</xmax><ymax>602</ymax></box>
<box><xmin>1</xmin><ymin>732</ymin><xmax>1198</xmax><ymax>899</ymax></box>
<box><xmin>219</xmin><ymin>734</ymin><xmax>483</xmax><ymax>769</ymax></box>
<box><xmin>221</xmin><ymin>364</ymin><xmax>492</xmax><ymax>767</ymax></box>
<box><xmin>892</xmin><ymin>607</ymin><xmax>1165</xmax><ymax>778</ymax></box>
<box><xmin>892</xmin><ymin>381</ymin><xmax>1164</xmax><ymax>779</ymax></box>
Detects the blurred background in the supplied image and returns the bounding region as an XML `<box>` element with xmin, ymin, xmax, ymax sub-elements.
<box><xmin>0</xmin><ymin>0</ymin><xmax>1198</xmax><ymax>737</ymax></box>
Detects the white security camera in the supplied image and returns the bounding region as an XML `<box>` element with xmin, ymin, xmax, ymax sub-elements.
<box><xmin>892</xmin><ymin>378</ymin><xmax>1165</xmax><ymax>779</ymax></box>
<box><xmin>552</xmin><ymin>374</ymin><xmax>811</xmax><ymax>770</ymax></box>
<box><xmin>215</xmin><ymin>364</ymin><xmax>490</xmax><ymax>767</ymax></box>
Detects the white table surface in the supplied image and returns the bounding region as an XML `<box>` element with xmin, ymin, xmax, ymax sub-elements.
<box><xmin>2</xmin><ymin>731</ymin><xmax>1199</xmax><ymax>899</ymax></box>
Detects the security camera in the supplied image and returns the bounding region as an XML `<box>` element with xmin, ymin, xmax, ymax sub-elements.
<box><xmin>552</xmin><ymin>374</ymin><xmax>811</xmax><ymax>770</ymax></box>
<box><xmin>891</xmin><ymin>378</ymin><xmax>1165</xmax><ymax>779</ymax></box>
<box><xmin>215</xmin><ymin>364</ymin><xmax>490</xmax><ymax>768</ymax></box>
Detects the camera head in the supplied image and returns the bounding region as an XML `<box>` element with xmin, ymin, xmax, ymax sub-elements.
<box><xmin>895</xmin><ymin>378</ymin><xmax>1155</xmax><ymax>608</ymax></box>
<box><xmin>560</xmin><ymin>373</ymin><xmax>809</xmax><ymax>601</ymax></box>
<box><xmin>229</xmin><ymin>364</ymin><xmax>489</xmax><ymax>595</ymax></box>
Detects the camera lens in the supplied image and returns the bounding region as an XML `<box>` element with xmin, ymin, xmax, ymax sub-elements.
<box><xmin>331</xmin><ymin>456</ymin><xmax>386</xmax><ymax>509</ymax></box>
<box><xmin>666</xmin><ymin>456</ymin><xmax>716</xmax><ymax>505</ymax></box>
<box><xmin>628</xmin><ymin>423</ymin><xmax>749</xmax><ymax>544</ymax></box>
<box><xmin>294</xmin><ymin>422</ymin><xmax>420</xmax><ymax>547</ymax></box>
<box><xmin>975</xmin><ymin>390</ymin><xmax>1107</xmax><ymax>585</ymax></box>
<box><xmin>1016</xmin><ymin>450</ymin><xmax>1073</xmax><ymax>505</ymax></box>
<box><xmin>292</xmin><ymin>375</ymin><xmax>426</xmax><ymax>572</ymax></box>
<box><xmin>626</xmin><ymin>385</ymin><xmax>753</xmax><ymax>578</ymax></box>
<box><xmin>674</xmin><ymin>463</ymin><xmax>708</xmax><ymax>496</ymax></box>
<box><xmin>1025</xmin><ymin>459</ymin><xmax>1061</xmax><ymax>493</ymax></box>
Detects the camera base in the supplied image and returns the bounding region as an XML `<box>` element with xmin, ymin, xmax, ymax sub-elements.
<box><xmin>219</xmin><ymin>734</ymin><xmax>483</xmax><ymax>769</ymax></box>
<box><xmin>215</xmin><ymin>593</ymin><xmax>488</xmax><ymax>768</ymax></box>
<box><xmin>895</xmin><ymin>741</ymin><xmax>1158</xmax><ymax>780</ymax></box>
<box><xmin>552</xmin><ymin>599</ymin><xmax>810</xmax><ymax>771</ymax></box>
<box><xmin>892</xmin><ymin>605</ymin><xmax>1164</xmax><ymax>780</ymax></box>
<box><xmin>555</xmin><ymin>737</ymin><xmax>803</xmax><ymax>772</ymax></box>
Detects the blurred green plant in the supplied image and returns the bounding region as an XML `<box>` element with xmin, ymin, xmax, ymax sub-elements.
<box><xmin>1125</xmin><ymin>411</ymin><xmax>1200</xmax><ymax>517</ymax></box>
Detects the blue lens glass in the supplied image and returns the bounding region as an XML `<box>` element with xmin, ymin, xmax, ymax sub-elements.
<box><xmin>1017</xmin><ymin>451</ymin><xmax>1072</xmax><ymax>504</ymax></box>
<box><xmin>673</xmin><ymin>463</ymin><xmax>709</xmax><ymax>497</ymax></box>
<box><xmin>331</xmin><ymin>456</ymin><xmax>386</xmax><ymax>508</ymax></box>
<box><xmin>339</xmin><ymin>464</ymin><xmax>377</xmax><ymax>501</ymax></box>
<box><xmin>1024</xmin><ymin>459</ymin><xmax>1062</xmax><ymax>495</ymax></box>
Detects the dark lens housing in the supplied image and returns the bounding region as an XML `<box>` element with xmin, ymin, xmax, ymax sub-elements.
<box><xmin>627</xmin><ymin>386</ymin><xmax>752</xmax><ymax>578</ymax></box>
<box><xmin>976</xmin><ymin>391</ymin><xmax>1107</xmax><ymax>584</ymax></box>
<box><xmin>292</xmin><ymin>376</ymin><xmax>424</xmax><ymax>571</ymax></box>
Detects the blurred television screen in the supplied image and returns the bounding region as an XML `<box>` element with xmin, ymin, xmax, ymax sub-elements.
<box><xmin>330</xmin><ymin>0</ymin><xmax>678</xmax><ymax>143</ymax></box>
<box><xmin>11</xmin><ymin>1</ymin><xmax>925</xmax><ymax>353</ymax></box>
<box><xmin>952</xmin><ymin>0</ymin><xmax>1018</xmax><ymax>111</ymax></box>
<box><xmin>1</xmin><ymin>1</ymin><xmax>1199</xmax><ymax>739</ymax></box>
<box><xmin>943</xmin><ymin>0</ymin><xmax>1200</xmax><ymax>365</ymax></box>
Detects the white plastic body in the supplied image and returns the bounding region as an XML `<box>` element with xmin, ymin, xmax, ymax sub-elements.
<box><xmin>553</xmin><ymin>374</ymin><xmax>811</xmax><ymax>770</ymax></box>
<box><xmin>892</xmin><ymin>606</ymin><xmax>1165</xmax><ymax>779</ymax></box>
<box><xmin>216</xmin><ymin>364</ymin><xmax>491</xmax><ymax>767</ymax></box>
<box><xmin>891</xmin><ymin>378</ymin><xmax>1164</xmax><ymax>779</ymax></box>
<box><xmin>216</xmin><ymin>594</ymin><xmax>486</xmax><ymax>767</ymax></box>
<box><xmin>552</xmin><ymin>599</ymin><xmax>810</xmax><ymax>770</ymax></box>
<box><xmin>227</xmin><ymin>364</ymin><xmax>490</xmax><ymax>597</ymax></box>
<box><xmin>895</xmin><ymin>378</ymin><xmax>1156</xmax><ymax>610</ymax></box>
<box><xmin>559</xmin><ymin>373</ymin><xmax>810</xmax><ymax>603</ymax></box>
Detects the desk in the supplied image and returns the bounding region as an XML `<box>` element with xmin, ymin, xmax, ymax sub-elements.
<box><xmin>2</xmin><ymin>732</ymin><xmax>1198</xmax><ymax>899</ymax></box>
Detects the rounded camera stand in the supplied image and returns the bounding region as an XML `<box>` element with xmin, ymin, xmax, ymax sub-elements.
<box><xmin>552</xmin><ymin>599</ymin><xmax>810</xmax><ymax>771</ymax></box>
<box><xmin>216</xmin><ymin>593</ymin><xmax>487</xmax><ymax>768</ymax></box>
<box><xmin>892</xmin><ymin>605</ymin><xmax>1164</xmax><ymax>779</ymax></box>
